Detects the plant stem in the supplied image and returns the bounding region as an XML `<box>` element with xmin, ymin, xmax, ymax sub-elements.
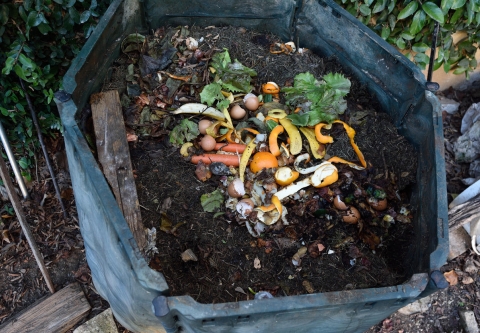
<box><xmin>19</xmin><ymin>78</ymin><xmax>69</xmax><ymax>220</ymax></box>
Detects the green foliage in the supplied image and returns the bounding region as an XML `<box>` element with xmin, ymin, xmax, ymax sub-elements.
<box><xmin>282</xmin><ymin>72</ymin><xmax>351</xmax><ymax>126</ymax></box>
<box><xmin>210</xmin><ymin>49</ymin><xmax>257</xmax><ymax>93</ymax></box>
<box><xmin>169</xmin><ymin>119</ymin><xmax>200</xmax><ymax>146</ymax></box>
<box><xmin>336</xmin><ymin>0</ymin><xmax>480</xmax><ymax>77</ymax></box>
<box><xmin>0</xmin><ymin>0</ymin><xmax>109</xmax><ymax>170</ymax></box>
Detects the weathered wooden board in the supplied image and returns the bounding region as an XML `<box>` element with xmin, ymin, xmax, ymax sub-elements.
<box><xmin>90</xmin><ymin>90</ymin><xmax>146</xmax><ymax>251</ymax></box>
<box><xmin>0</xmin><ymin>283</ymin><xmax>90</xmax><ymax>333</ymax></box>
<box><xmin>448</xmin><ymin>193</ymin><xmax>480</xmax><ymax>231</ymax></box>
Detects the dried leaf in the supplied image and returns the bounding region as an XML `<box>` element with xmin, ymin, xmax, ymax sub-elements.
<box><xmin>159</xmin><ymin>212</ymin><xmax>172</xmax><ymax>233</ymax></box>
<box><xmin>302</xmin><ymin>280</ymin><xmax>314</xmax><ymax>294</ymax></box>
<box><xmin>2</xmin><ymin>230</ymin><xmax>11</xmax><ymax>243</ymax></box>
<box><xmin>444</xmin><ymin>270</ymin><xmax>458</xmax><ymax>286</ymax></box>
<box><xmin>235</xmin><ymin>286</ymin><xmax>246</xmax><ymax>294</ymax></box>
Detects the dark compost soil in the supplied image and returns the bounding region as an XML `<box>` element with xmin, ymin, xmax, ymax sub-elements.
<box><xmin>102</xmin><ymin>26</ymin><xmax>420</xmax><ymax>304</ymax></box>
<box><xmin>1</xmin><ymin>25</ymin><xmax>480</xmax><ymax>333</ymax></box>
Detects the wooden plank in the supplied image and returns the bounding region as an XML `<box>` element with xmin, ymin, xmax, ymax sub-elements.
<box><xmin>90</xmin><ymin>90</ymin><xmax>146</xmax><ymax>251</ymax></box>
<box><xmin>448</xmin><ymin>193</ymin><xmax>480</xmax><ymax>231</ymax></box>
<box><xmin>0</xmin><ymin>283</ymin><xmax>90</xmax><ymax>333</ymax></box>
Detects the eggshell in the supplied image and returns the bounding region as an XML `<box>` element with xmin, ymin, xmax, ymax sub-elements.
<box><xmin>343</xmin><ymin>207</ymin><xmax>360</xmax><ymax>224</ymax></box>
<box><xmin>244</xmin><ymin>95</ymin><xmax>259</xmax><ymax>111</ymax></box>
<box><xmin>333</xmin><ymin>195</ymin><xmax>348</xmax><ymax>210</ymax></box>
<box><xmin>198</xmin><ymin>119</ymin><xmax>213</xmax><ymax>134</ymax></box>
<box><xmin>236</xmin><ymin>198</ymin><xmax>255</xmax><ymax>217</ymax></box>
<box><xmin>230</xmin><ymin>105</ymin><xmax>247</xmax><ymax>119</ymax></box>
<box><xmin>368</xmin><ymin>197</ymin><xmax>388</xmax><ymax>211</ymax></box>
<box><xmin>228</xmin><ymin>178</ymin><xmax>246</xmax><ymax>198</ymax></box>
<box><xmin>200</xmin><ymin>135</ymin><xmax>216</xmax><ymax>151</ymax></box>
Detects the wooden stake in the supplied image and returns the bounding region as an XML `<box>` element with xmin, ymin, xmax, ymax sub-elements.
<box><xmin>0</xmin><ymin>153</ymin><xmax>55</xmax><ymax>294</ymax></box>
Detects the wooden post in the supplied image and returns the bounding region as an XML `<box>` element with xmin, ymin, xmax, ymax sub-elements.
<box><xmin>90</xmin><ymin>90</ymin><xmax>146</xmax><ymax>251</ymax></box>
<box><xmin>0</xmin><ymin>283</ymin><xmax>90</xmax><ymax>333</ymax></box>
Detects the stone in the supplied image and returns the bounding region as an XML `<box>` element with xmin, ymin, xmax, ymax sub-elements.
<box><xmin>398</xmin><ymin>295</ymin><xmax>432</xmax><ymax>315</ymax></box>
<box><xmin>448</xmin><ymin>227</ymin><xmax>471</xmax><ymax>260</ymax></box>
<box><xmin>439</xmin><ymin>96</ymin><xmax>460</xmax><ymax>114</ymax></box>
<box><xmin>459</xmin><ymin>310</ymin><xmax>479</xmax><ymax>333</ymax></box>
<box><xmin>73</xmin><ymin>308</ymin><xmax>118</xmax><ymax>333</ymax></box>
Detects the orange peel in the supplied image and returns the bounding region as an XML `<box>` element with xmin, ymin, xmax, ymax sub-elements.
<box><xmin>269</xmin><ymin>125</ymin><xmax>284</xmax><ymax>157</ymax></box>
<box><xmin>262</xmin><ymin>82</ymin><xmax>280</xmax><ymax>98</ymax></box>
<box><xmin>275</xmin><ymin>167</ymin><xmax>300</xmax><ymax>186</ymax></box>
<box><xmin>258</xmin><ymin>196</ymin><xmax>283</xmax><ymax>215</ymax></box>
<box><xmin>314</xmin><ymin>123</ymin><xmax>333</xmax><ymax>144</ymax></box>
<box><xmin>333</xmin><ymin>120</ymin><xmax>366</xmax><ymax>168</ymax></box>
<box><xmin>328</xmin><ymin>156</ymin><xmax>365</xmax><ymax>170</ymax></box>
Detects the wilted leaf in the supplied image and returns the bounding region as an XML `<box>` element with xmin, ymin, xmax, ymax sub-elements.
<box><xmin>159</xmin><ymin>212</ymin><xmax>173</xmax><ymax>232</ymax></box>
<box><xmin>169</xmin><ymin>119</ymin><xmax>200</xmax><ymax>146</ymax></box>
<box><xmin>444</xmin><ymin>270</ymin><xmax>458</xmax><ymax>285</ymax></box>
<box><xmin>200</xmin><ymin>189</ymin><xmax>224</xmax><ymax>212</ymax></box>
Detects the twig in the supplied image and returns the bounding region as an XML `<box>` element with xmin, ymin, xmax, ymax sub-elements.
<box><xmin>0</xmin><ymin>153</ymin><xmax>55</xmax><ymax>294</ymax></box>
<box><xmin>19</xmin><ymin>79</ymin><xmax>68</xmax><ymax>219</ymax></box>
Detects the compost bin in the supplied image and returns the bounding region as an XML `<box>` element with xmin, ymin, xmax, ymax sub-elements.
<box><xmin>55</xmin><ymin>0</ymin><xmax>449</xmax><ymax>332</ymax></box>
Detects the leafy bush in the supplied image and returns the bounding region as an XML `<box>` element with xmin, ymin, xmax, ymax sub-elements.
<box><xmin>336</xmin><ymin>0</ymin><xmax>480</xmax><ymax>77</ymax></box>
<box><xmin>0</xmin><ymin>0</ymin><xmax>109</xmax><ymax>172</ymax></box>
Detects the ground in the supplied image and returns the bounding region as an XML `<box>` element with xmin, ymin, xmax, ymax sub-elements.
<box><xmin>0</xmin><ymin>66</ymin><xmax>479</xmax><ymax>332</ymax></box>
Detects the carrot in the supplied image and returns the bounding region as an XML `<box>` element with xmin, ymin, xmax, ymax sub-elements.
<box><xmin>191</xmin><ymin>154</ymin><xmax>241</xmax><ymax>166</ymax></box>
<box><xmin>214</xmin><ymin>143</ymin><xmax>247</xmax><ymax>153</ymax></box>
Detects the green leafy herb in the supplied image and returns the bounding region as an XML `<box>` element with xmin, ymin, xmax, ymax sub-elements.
<box><xmin>200</xmin><ymin>189</ymin><xmax>224</xmax><ymax>212</ymax></box>
<box><xmin>282</xmin><ymin>72</ymin><xmax>351</xmax><ymax>126</ymax></box>
<box><xmin>169</xmin><ymin>119</ymin><xmax>200</xmax><ymax>147</ymax></box>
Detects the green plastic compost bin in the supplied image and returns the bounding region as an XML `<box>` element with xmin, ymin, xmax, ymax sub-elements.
<box><xmin>55</xmin><ymin>0</ymin><xmax>449</xmax><ymax>332</ymax></box>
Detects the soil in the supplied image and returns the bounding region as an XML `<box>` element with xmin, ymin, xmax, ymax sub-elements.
<box><xmin>113</xmin><ymin>26</ymin><xmax>419</xmax><ymax>303</ymax></box>
<box><xmin>0</xmin><ymin>25</ymin><xmax>479</xmax><ymax>332</ymax></box>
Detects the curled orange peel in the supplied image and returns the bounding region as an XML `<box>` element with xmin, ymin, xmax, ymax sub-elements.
<box><xmin>333</xmin><ymin>120</ymin><xmax>367</xmax><ymax>168</ymax></box>
<box><xmin>265</xmin><ymin>116</ymin><xmax>279</xmax><ymax>123</ymax></box>
<box><xmin>269</xmin><ymin>125</ymin><xmax>284</xmax><ymax>157</ymax></box>
<box><xmin>328</xmin><ymin>156</ymin><xmax>365</xmax><ymax>170</ymax></box>
<box><xmin>258</xmin><ymin>196</ymin><xmax>283</xmax><ymax>215</ymax></box>
<box><xmin>314</xmin><ymin>123</ymin><xmax>333</xmax><ymax>144</ymax></box>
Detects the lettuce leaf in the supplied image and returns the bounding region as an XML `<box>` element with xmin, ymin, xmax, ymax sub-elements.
<box><xmin>283</xmin><ymin>72</ymin><xmax>351</xmax><ymax>126</ymax></box>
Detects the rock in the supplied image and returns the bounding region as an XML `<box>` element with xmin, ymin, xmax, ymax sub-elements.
<box><xmin>459</xmin><ymin>310</ymin><xmax>480</xmax><ymax>333</ymax></box>
<box><xmin>454</xmin><ymin>121</ymin><xmax>480</xmax><ymax>163</ymax></box>
<box><xmin>461</xmin><ymin>103</ymin><xmax>480</xmax><ymax>134</ymax></box>
<box><xmin>439</xmin><ymin>96</ymin><xmax>460</xmax><ymax>114</ymax></box>
<box><xmin>470</xmin><ymin>160</ymin><xmax>480</xmax><ymax>178</ymax></box>
<box><xmin>73</xmin><ymin>308</ymin><xmax>118</xmax><ymax>333</ymax></box>
<box><xmin>449</xmin><ymin>227</ymin><xmax>471</xmax><ymax>260</ymax></box>
<box><xmin>398</xmin><ymin>295</ymin><xmax>431</xmax><ymax>315</ymax></box>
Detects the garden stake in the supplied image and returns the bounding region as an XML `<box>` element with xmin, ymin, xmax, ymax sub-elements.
<box><xmin>19</xmin><ymin>79</ymin><xmax>68</xmax><ymax>219</ymax></box>
<box><xmin>0</xmin><ymin>152</ymin><xmax>55</xmax><ymax>294</ymax></box>
<box><xmin>426</xmin><ymin>21</ymin><xmax>440</xmax><ymax>92</ymax></box>
<box><xmin>0</xmin><ymin>121</ymin><xmax>29</xmax><ymax>199</ymax></box>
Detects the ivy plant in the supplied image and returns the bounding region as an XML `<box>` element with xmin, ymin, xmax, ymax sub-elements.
<box><xmin>0</xmin><ymin>0</ymin><xmax>109</xmax><ymax>173</ymax></box>
<box><xmin>336</xmin><ymin>0</ymin><xmax>480</xmax><ymax>77</ymax></box>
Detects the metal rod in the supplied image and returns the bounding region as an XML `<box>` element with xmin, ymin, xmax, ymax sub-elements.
<box><xmin>19</xmin><ymin>79</ymin><xmax>68</xmax><ymax>219</ymax></box>
<box><xmin>0</xmin><ymin>152</ymin><xmax>55</xmax><ymax>294</ymax></box>
<box><xmin>0</xmin><ymin>121</ymin><xmax>29</xmax><ymax>199</ymax></box>
<box><xmin>427</xmin><ymin>21</ymin><xmax>440</xmax><ymax>83</ymax></box>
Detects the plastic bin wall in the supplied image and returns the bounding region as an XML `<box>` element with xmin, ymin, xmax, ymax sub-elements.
<box><xmin>55</xmin><ymin>0</ymin><xmax>448</xmax><ymax>332</ymax></box>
